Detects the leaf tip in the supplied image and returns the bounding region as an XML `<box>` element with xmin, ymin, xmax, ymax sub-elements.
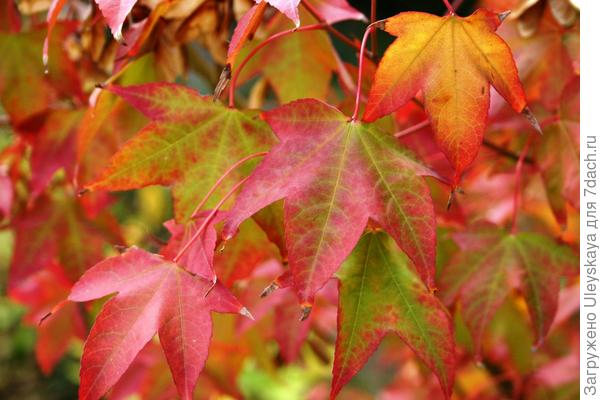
<box><xmin>113</xmin><ymin>29</ymin><xmax>125</xmax><ymax>44</ymax></box>
<box><xmin>39</xmin><ymin>299</ymin><xmax>68</xmax><ymax>325</ymax></box>
<box><xmin>299</xmin><ymin>303</ymin><xmax>312</xmax><ymax>321</ymax></box>
<box><xmin>260</xmin><ymin>281</ymin><xmax>280</xmax><ymax>298</ymax></box>
<box><xmin>240</xmin><ymin>307</ymin><xmax>254</xmax><ymax>320</ymax></box>
<box><xmin>213</xmin><ymin>64</ymin><xmax>231</xmax><ymax>102</ymax></box>
<box><xmin>522</xmin><ymin>107</ymin><xmax>543</xmax><ymax>135</ymax></box>
<box><xmin>498</xmin><ymin>10</ymin><xmax>511</xmax><ymax>23</ymax></box>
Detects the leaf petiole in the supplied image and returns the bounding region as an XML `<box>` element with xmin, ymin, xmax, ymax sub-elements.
<box><xmin>352</xmin><ymin>21</ymin><xmax>385</xmax><ymax>122</ymax></box>
<box><xmin>189</xmin><ymin>151</ymin><xmax>267</xmax><ymax>219</ymax></box>
<box><xmin>173</xmin><ymin>176</ymin><xmax>249</xmax><ymax>263</ymax></box>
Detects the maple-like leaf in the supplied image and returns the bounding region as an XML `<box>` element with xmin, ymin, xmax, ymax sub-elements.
<box><xmin>68</xmin><ymin>247</ymin><xmax>249</xmax><ymax>400</ymax></box>
<box><xmin>364</xmin><ymin>10</ymin><xmax>530</xmax><ymax>183</ymax></box>
<box><xmin>223</xmin><ymin>98</ymin><xmax>437</xmax><ymax>305</ymax></box>
<box><xmin>85</xmin><ymin>83</ymin><xmax>275</xmax><ymax>222</ymax></box>
<box><xmin>332</xmin><ymin>232</ymin><xmax>455</xmax><ymax>399</ymax></box>
<box><xmin>439</xmin><ymin>225</ymin><xmax>577</xmax><ymax>353</ymax></box>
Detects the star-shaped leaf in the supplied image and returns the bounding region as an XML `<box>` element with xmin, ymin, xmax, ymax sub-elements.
<box><xmin>364</xmin><ymin>10</ymin><xmax>530</xmax><ymax>183</ymax></box>
<box><xmin>223</xmin><ymin>98</ymin><xmax>437</xmax><ymax>305</ymax></box>
<box><xmin>439</xmin><ymin>225</ymin><xmax>577</xmax><ymax>354</ymax></box>
<box><xmin>85</xmin><ymin>83</ymin><xmax>276</xmax><ymax>222</ymax></box>
<box><xmin>332</xmin><ymin>232</ymin><xmax>455</xmax><ymax>399</ymax></box>
<box><xmin>68</xmin><ymin>247</ymin><xmax>249</xmax><ymax>400</ymax></box>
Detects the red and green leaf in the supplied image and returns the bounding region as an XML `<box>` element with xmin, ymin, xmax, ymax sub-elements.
<box><xmin>332</xmin><ymin>232</ymin><xmax>455</xmax><ymax>399</ymax></box>
<box><xmin>85</xmin><ymin>83</ymin><xmax>276</xmax><ymax>222</ymax></box>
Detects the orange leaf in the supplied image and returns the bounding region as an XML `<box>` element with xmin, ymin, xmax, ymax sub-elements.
<box><xmin>364</xmin><ymin>10</ymin><xmax>530</xmax><ymax>184</ymax></box>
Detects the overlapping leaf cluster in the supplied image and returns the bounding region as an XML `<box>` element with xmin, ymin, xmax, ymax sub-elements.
<box><xmin>0</xmin><ymin>0</ymin><xmax>579</xmax><ymax>399</ymax></box>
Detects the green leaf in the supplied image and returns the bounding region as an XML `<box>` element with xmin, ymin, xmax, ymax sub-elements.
<box><xmin>86</xmin><ymin>83</ymin><xmax>276</xmax><ymax>222</ymax></box>
<box><xmin>332</xmin><ymin>232</ymin><xmax>455</xmax><ymax>399</ymax></box>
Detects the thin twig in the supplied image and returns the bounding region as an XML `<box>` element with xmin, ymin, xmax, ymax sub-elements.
<box><xmin>189</xmin><ymin>152</ymin><xmax>267</xmax><ymax>219</ymax></box>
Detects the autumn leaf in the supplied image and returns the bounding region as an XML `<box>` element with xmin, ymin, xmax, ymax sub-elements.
<box><xmin>68</xmin><ymin>247</ymin><xmax>250</xmax><ymax>400</ymax></box>
<box><xmin>332</xmin><ymin>232</ymin><xmax>455</xmax><ymax>399</ymax></box>
<box><xmin>364</xmin><ymin>10</ymin><xmax>531</xmax><ymax>184</ymax></box>
<box><xmin>223</xmin><ymin>98</ymin><xmax>438</xmax><ymax>306</ymax></box>
<box><xmin>439</xmin><ymin>224</ymin><xmax>577</xmax><ymax>354</ymax></box>
<box><xmin>85</xmin><ymin>83</ymin><xmax>275</xmax><ymax>222</ymax></box>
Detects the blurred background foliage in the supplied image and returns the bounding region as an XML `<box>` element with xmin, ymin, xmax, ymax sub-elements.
<box><xmin>0</xmin><ymin>0</ymin><xmax>579</xmax><ymax>399</ymax></box>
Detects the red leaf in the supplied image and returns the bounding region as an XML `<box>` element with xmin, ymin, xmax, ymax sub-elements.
<box><xmin>69</xmin><ymin>247</ymin><xmax>248</xmax><ymax>400</ymax></box>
